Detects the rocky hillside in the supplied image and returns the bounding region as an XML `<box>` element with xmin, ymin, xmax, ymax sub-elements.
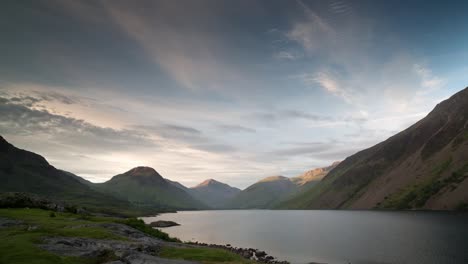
<box><xmin>280</xmin><ymin>87</ymin><xmax>468</xmax><ymax>210</ymax></box>
<box><xmin>189</xmin><ymin>179</ymin><xmax>241</xmax><ymax>208</ymax></box>
<box><xmin>95</xmin><ymin>167</ymin><xmax>207</xmax><ymax>210</ymax></box>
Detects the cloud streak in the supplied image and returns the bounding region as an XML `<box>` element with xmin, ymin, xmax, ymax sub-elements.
<box><xmin>103</xmin><ymin>1</ymin><xmax>240</xmax><ymax>91</ymax></box>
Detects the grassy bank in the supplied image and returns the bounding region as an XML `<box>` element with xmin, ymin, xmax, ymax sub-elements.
<box><xmin>0</xmin><ymin>208</ymin><xmax>251</xmax><ymax>264</ymax></box>
<box><xmin>160</xmin><ymin>247</ymin><xmax>254</xmax><ymax>264</ymax></box>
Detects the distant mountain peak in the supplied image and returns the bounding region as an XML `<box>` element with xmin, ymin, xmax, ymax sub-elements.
<box><xmin>196</xmin><ymin>178</ymin><xmax>220</xmax><ymax>187</ymax></box>
<box><xmin>124</xmin><ymin>166</ymin><xmax>160</xmax><ymax>177</ymax></box>
<box><xmin>190</xmin><ymin>178</ymin><xmax>241</xmax><ymax>208</ymax></box>
<box><xmin>258</xmin><ymin>175</ymin><xmax>288</xmax><ymax>183</ymax></box>
<box><xmin>291</xmin><ymin>162</ymin><xmax>341</xmax><ymax>186</ymax></box>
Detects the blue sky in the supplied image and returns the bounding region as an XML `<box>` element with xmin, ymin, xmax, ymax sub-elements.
<box><xmin>1</xmin><ymin>0</ymin><xmax>467</xmax><ymax>188</ymax></box>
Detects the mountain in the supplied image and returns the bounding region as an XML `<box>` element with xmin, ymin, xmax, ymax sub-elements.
<box><xmin>0</xmin><ymin>136</ymin><xmax>136</xmax><ymax>215</ymax></box>
<box><xmin>280</xmin><ymin>87</ymin><xmax>468</xmax><ymax>210</ymax></box>
<box><xmin>166</xmin><ymin>178</ymin><xmax>191</xmax><ymax>192</ymax></box>
<box><xmin>291</xmin><ymin>161</ymin><xmax>340</xmax><ymax>188</ymax></box>
<box><xmin>95</xmin><ymin>167</ymin><xmax>207</xmax><ymax>210</ymax></box>
<box><xmin>227</xmin><ymin>176</ymin><xmax>298</xmax><ymax>209</ymax></box>
<box><xmin>189</xmin><ymin>179</ymin><xmax>241</xmax><ymax>208</ymax></box>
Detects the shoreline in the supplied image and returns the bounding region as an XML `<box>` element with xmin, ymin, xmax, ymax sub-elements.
<box><xmin>186</xmin><ymin>241</ymin><xmax>290</xmax><ymax>264</ymax></box>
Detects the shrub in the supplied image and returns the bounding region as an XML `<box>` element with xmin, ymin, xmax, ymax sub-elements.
<box><xmin>120</xmin><ymin>218</ymin><xmax>180</xmax><ymax>242</ymax></box>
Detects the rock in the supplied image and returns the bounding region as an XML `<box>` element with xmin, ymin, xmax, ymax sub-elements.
<box><xmin>27</xmin><ymin>225</ymin><xmax>39</xmax><ymax>231</ymax></box>
<box><xmin>149</xmin><ymin>220</ymin><xmax>180</xmax><ymax>228</ymax></box>
<box><xmin>123</xmin><ymin>252</ymin><xmax>198</xmax><ymax>264</ymax></box>
<box><xmin>0</xmin><ymin>217</ymin><xmax>23</xmax><ymax>228</ymax></box>
<box><xmin>40</xmin><ymin>236</ymin><xmax>162</xmax><ymax>258</ymax></box>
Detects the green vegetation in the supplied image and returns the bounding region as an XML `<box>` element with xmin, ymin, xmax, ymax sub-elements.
<box><xmin>432</xmin><ymin>157</ymin><xmax>453</xmax><ymax>177</ymax></box>
<box><xmin>0</xmin><ymin>208</ymin><xmax>124</xmax><ymax>264</ymax></box>
<box><xmin>227</xmin><ymin>177</ymin><xmax>298</xmax><ymax>209</ymax></box>
<box><xmin>0</xmin><ymin>208</ymin><xmax>181</xmax><ymax>264</ymax></box>
<box><xmin>160</xmin><ymin>246</ymin><xmax>253</xmax><ymax>264</ymax></box>
<box><xmin>118</xmin><ymin>218</ymin><xmax>180</xmax><ymax>242</ymax></box>
<box><xmin>378</xmin><ymin>160</ymin><xmax>468</xmax><ymax>210</ymax></box>
<box><xmin>0</xmin><ymin>207</ymin><xmax>253</xmax><ymax>264</ymax></box>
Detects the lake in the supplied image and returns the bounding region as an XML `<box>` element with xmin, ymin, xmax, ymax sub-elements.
<box><xmin>141</xmin><ymin>210</ymin><xmax>468</xmax><ymax>264</ymax></box>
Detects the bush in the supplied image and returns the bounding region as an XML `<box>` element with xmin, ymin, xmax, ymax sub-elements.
<box><xmin>120</xmin><ymin>218</ymin><xmax>180</xmax><ymax>242</ymax></box>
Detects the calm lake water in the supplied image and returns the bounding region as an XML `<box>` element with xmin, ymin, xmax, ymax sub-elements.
<box><xmin>142</xmin><ymin>210</ymin><xmax>468</xmax><ymax>264</ymax></box>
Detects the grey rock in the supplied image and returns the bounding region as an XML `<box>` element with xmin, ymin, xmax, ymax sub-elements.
<box><xmin>123</xmin><ymin>253</ymin><xmax>198</xmax><ymax>264</ymax></box>
<box><xmin>0</xmin><ymin>217</ymin><xmax>23</xmax><ymax>228</ymax></box>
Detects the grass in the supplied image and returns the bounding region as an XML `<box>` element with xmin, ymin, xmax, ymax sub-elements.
<box><xmin>0</xmin><ymin>208</ymin><xmax>126</xmax><ymax>264</ymax></box>
<box><xmin>0</xmin><ymin>228</ymin><xmax>91</xmax><ymax>264</ymax></box>
<box><xmin>0</xmin><ymin>207</ymin><xmax>250</xmax><ymax>264</ymax></box>
<box><xmin>0</xmin><ymin>208</ymin><xmax>125</xmax><ymax>240</ymax></box>
<box><xmin>0</xmin><ymin>208</ymin><xmax>181</xmax><ymax>264</ymax></box>
<box><xmin>160</xmin><ymin>246</ymin><xmax>254</xmax><ymax>264</ymax></box>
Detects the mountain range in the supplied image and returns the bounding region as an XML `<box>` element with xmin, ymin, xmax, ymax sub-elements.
<box><xmin>227</xmin><ymin>162</ymin><xmax>339</xmax><ymax>209</ymax></box>
<box><xmin>1</xmin><ymin>86</ymin><xmax>467</xmax><ymax>211</ymax></box>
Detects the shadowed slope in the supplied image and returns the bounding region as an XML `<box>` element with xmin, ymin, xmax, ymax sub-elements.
<box><xmin>189</xmin><ymin>179</ymin><xmax>241</xmax><ymax>208</ymax></box>
<box><xmin>227</xmin><ymin>176</ymin><xmax>298</xmax><ymax>209</ymax></box>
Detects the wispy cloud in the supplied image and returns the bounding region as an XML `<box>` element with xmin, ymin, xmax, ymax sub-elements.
<box><xmin>414</xmin><ymin>64</ymin><xmax>446</xmax><ymax>91</ymax></box>
<box><xmin>307</xmin><ymin>71</ymin><xmax>354</xmax><ymax>104</ymax></box>
<box><xmin>274</xmin><ymin>51</ymin><xmax>302</xmax><ymax>60</ymax></box>
<box><xmin>329</xmin><ymin>1</ymin><xmax>351</xmax><ymax>14</ymax></box>
<box><xmin>216</xmin><ymin>124</ymin><xmax>256</xmax><ymax>134</ymax></box>
<box><xmin>286</xmin><ymin>1</ymin><xmax>335</xmax><ymax>54</ymax></box>
<box><xmin>103</xmin><ymin>1</ymin><xmax>240</xmax><ymax>91</ymax></box>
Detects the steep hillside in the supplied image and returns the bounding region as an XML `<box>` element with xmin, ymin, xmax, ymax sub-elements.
<box><xmin>227</xmin><ymin>176</ymin><xmax>298</xmax><ymax>209</ymax></box>
<box><xmin>280</xmin><ymin>87</ymin><xmax>468</xmax><ymax>210</ymax></box>
<box><xmin>190</xmin><ymin>179</ymin><xmax>241</xmax><ymax>208</ymax></box>
<box><xmin>96</xmin><ymin>167</ymin><xmax>207</xmax><ymax>210</ymax></box>
<box><xmin>0</xmin><ymin>136</ymin><xmax>136</xmax><ymax>214</ymax></box>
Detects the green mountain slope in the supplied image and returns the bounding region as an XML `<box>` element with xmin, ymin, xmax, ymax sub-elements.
<box><xmin>189</xmin><ymin>179</ymin><xmax>241</xmax><ymax>208</ymax></box>
<box><xmin>0</xmin><ymin>136</ymin><xmax>136</xmax><ymax>214</ymax></box>
<box><xmin>280</xmin><ymin>87</ymin><xmax>468</xmax><ymax>210</ymax></box>
<box><xmin>227</xmin><ymin>176</ymin><xmax>298</xmax><ymax>209</ymax></box>
<box><xmin>95</xmin><ymin>167</ymin><xmax>207</xmax><ymax>210</ymax></box>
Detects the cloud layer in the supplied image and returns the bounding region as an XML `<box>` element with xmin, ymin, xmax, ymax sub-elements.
<box><xmin>1</xmin><ymin>0</ymin><xmax>466</xmax><ymax>188</ymax></box>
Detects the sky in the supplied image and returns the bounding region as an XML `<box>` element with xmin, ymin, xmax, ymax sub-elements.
<box><xmin>1</xmin><ymin>0</ymin><xmax>467</xmax><ymax>188</ymax></box>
